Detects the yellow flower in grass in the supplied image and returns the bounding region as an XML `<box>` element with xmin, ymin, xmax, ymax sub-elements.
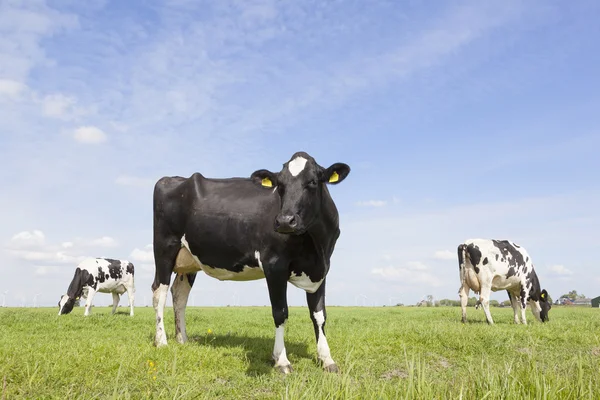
<box><xmin>207</xmin><ymin>329</ymin><xmax>213</xmax><ymax>334</ymax></box>
<box><xmin>147</xmin><ymin>360</ymin><xmax>155</xmax><ymax>368</ymax></box>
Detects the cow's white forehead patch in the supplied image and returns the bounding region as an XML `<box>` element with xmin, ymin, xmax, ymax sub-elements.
<box><xmin>288</xmin><ymin>157</ymin><xmax>308</xmax><ymax>177</ymax></box>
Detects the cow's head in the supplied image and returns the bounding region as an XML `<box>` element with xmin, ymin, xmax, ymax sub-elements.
<box><xmin>251</xmin><ymin>152</ymin><xmax>350</xmax><ymax>234</ymax></box>
<box><xmin>538</xmin><ymin>289</ymin><xmax>551</xmax><ymax>322</ymax></box>
<box><xmin>58</xmin><ymin>294</ymin><xmax>76</xmax><ymax>315</ymax></box>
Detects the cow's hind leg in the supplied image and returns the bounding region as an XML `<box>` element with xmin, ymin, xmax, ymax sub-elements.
<box><xmin>126</xmin><ymin>285</ymin><xmax>135</xmax><ymax>316</ymax></box>
<box><xmin>171</xmin><ymin>272</ymin><xmax>196</xmax><ymax>344</ymax></box>
<box><xmin>152</xmin><ymin>234</ymin><xmax>180</xmax><ymax>347</ymax></box>
<box><xmin>265</xmin><ymin>268</ymin><xmax>291</xmax><ymax>374</ymax></box>
<box><xmin>458</xmin><ymin>284</ymin><xmax>469</xmax><ymax>323</ymax></box>
<box><xmin>111</xmin><ymin>292</ymin><xmax>120</xmax><ymax>315</ymax></box>
<box><xmin>307</xmin><ymin>279</ymin><xmax>338</xmax><ymax>372</ymax></box>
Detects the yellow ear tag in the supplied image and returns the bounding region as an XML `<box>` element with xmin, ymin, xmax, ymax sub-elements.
<box><xmin>329</xmin><ymin>171</ymin><xmax>339</xmax><ymax>183</ymax></box>
<box><xmin>541</xmin><ymin>293</ymin><xmax>545</xmax><ymax>299</ymax></box>
<box><xmin>261</xmin><ymin>177</ymin><xmax>272</xmax><ymax>187</ymax></box>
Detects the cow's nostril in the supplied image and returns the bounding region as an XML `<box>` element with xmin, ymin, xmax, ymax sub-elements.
<box><xmin>289</xmin><ymin>216</ymin><xmax>297</xmax><ymax>227</ymax></box>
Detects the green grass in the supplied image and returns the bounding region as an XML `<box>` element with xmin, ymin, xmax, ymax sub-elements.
<box><xmin>1</xmin><ymin>306</ymin><xmax>599</xmax><ymax>399</ymax></box>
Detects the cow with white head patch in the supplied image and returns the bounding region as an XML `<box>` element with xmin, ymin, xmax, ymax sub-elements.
<box><xmin>457</xmin><ymin>239</ymin><xmax>551</xmax><ymax>325</ymax></box>
<box><xmin>152</xmin><ymin>151</ymin><xmax>350</xmax><ymax>373</ymax></box>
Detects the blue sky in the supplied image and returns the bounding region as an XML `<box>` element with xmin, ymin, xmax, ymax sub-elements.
<box><xmin>1</xmin><ymin>0</ymin><xmax>599</xmax><ymax>308</ymax></box>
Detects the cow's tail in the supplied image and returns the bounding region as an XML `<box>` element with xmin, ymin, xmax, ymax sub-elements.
<box><xmin>457</xmin><ymin>244</ymin><xmax>468</xmax><ymax>282</ymax></box>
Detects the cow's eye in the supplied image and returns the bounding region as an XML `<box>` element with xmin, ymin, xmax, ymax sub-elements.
<box><xmin>307</xmin><ymin>179</ymin><xmax>318</xmax><ymax>188</ymax></box>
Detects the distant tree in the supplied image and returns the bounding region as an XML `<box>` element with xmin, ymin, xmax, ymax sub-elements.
<box><xmin>489</xmin><ymin>300</ymin><xmax>500</xmax><ymax>307</ymax></box>
<box><xmin>501</xmin><ymin>300</ymin><xmax>512</xmax><ymax>307</ymax></box>
<box><xmin>467</xmin><ymin>297</ymin><xmax>478</xmax><ymax>307</ymax></box>
<box><xmin>562</xmin><ymin>290</ymin><xmax>586</xmax><ymax>301</ymax></box>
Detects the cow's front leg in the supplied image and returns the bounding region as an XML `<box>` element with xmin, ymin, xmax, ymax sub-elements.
<box><xmin>84</xmin><ymin>288</ymin><xmax>96</xmax><ymax>316</ymax></box>
<box><xmin>307</xmin><ymin>279</ymin><xmax>338</xmax><ymax>372</ymax></box>
<box><xmin>265</xmin><ymin>270</ymin><xmax>291</xmax><ymax>374</ymax></box>
<box><xmin>111</xmin><ymin>292</ymin><xmax>120</xmax><ymax>315</ymax></box>
<box><xmin>508</xmin><ymin>291</ymin><xmax>521</xmax><ymax>324</ymax></box>
<box><xmin>479</xmin><ymin>285</ymin><xmax>494</xmax><ymax>325</ymax></box>
<box><xmin>171</xmin><ymin>273</ymin><xmax>196</xmax><ymax>344</ymax></box>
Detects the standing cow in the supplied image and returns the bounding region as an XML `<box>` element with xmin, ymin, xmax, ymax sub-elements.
<box><xmin>457</xmin><ymin>239</ymin><xmax>551</xmax><ymax>325</ymax></box>
<box><xmin>58</xmin><ymin>258</ymin><xmax>135</xmax><ymax>316</ymax></box>
<box><xmin>152</xmin><ymin>152</ymin><xmax>350</xmax><ymax>373</ymax></box>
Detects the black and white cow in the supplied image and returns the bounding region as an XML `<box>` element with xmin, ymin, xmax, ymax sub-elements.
<box><xmin>151</xmin><ymin>151</ymin><xmax>350</xmax><ymax>373</ymax></box>
<box><xmin>457</xmin><ymin>239</ymin><xmax>551</xmax><ymax>325</ymax></box>
<box><xmin>58</xmin><ymin>258</ymin><xmax>135</xmax><ymax>316</ymax></box>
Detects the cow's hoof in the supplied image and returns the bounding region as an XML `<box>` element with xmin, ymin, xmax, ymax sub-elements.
<box><xmin>154</xmin><ymin>339</ymin><xmax>168</xmax><ymax>348</ymax></box>
<box><xmin>461</xmin><ymin>317</ymin><xmax>467</xmax><ymax>323</ymax></box>
<box><xmin>275</xmin><ymin>364</ymin><xmax>293</xmax><ymax>374</ymax></box>
<box><xmin>324</xmin><ymin>363</ymin><xmax>339</xmax><ymax>373</ymax></box>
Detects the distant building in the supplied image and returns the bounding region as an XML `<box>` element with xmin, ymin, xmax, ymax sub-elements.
<box><xmin>572</xmin><ymin>298</ymin><xmax>592</xmax><ymax>306</ymax></box>
<box><xmin>592</xmin><ymin>296</ymin><xmax>600</xmax><ymax>308</ymax></box>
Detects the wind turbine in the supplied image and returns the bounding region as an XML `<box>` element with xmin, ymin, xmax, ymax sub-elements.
<box><xmin>388</xmin><ymin>296</ymin><xmax>402</xmax><ymax>306</ymax></box>
<box><xmin>1</xmin><ymin>291</ymin><xmax>7</xmax><ymax>307</ymax></box>
<box><xmin>33</xmin><ymin>293</ymin><xmax>41</xmax><ymax>308</ymax></box>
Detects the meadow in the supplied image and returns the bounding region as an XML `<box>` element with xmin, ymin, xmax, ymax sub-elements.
<box><xmin>1</xmin><ymin>306</ymin><xmax>599</xmax><ymax>399</ymax></box>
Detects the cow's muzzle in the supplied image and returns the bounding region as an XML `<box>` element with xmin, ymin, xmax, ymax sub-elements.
<box><xmin>275</xmin><ymin>213</ymin><xmax>299</xmax><ymax>234</ymax></box>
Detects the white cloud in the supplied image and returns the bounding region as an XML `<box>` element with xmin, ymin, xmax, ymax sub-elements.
<box><xmin>115</xmin><ymin>175</ymin><xmax>155</xmax><ymax>188</ymax></box>
<box><xmin>8</xmin><ymin>230</ymin><xmax>46</xmax><ymax>249</ymax></box>
<box><xmin>130</xmin><ymin>244</ymin><xmax>154</xmax><ymax>263</ymax></box>
<box><xmin>433</xmin><ymin>250</ymin><xmax>456</xmax><ymax>260</ymax></box>
<box><xmin>88</xmin><ymin>236</ymin><xmax>117</xmax><ymax>247</ymax></box>
<box><xmin>371</xmin><ymin>261</ymin><xmax>442</xmax><ymax>287</ymax></box>
<box><xmin>61</xmin><ymin>241</ymin><xmax>74</xmax><ymax>249</ymax></box>
<box><xmin>72</xmin><ymin>126</ymin><xmax>107</xmax><ymax>144</ymax></box>
<box><xmin>41</xmin><ymin>93</ymin><xmax>79</xmax><ymax>120</ymax></box>
<box><xmin>9</xmin><ymin>250</ymin><xmax>83</xmax><ymax>264</ymax></box>
<box><xmin>548</xmin><ymin>265</ymin><xmax>573</xmax><ymax>276</ymax></box>
<box><xmin>356</xmin><ymin>200</ymin><xmax>387</xmax><ymax>207</ymax></box>
<box><xmin>0</xmin><ymin>79</ymin><xmax>27</xmax><ymax>98</ymax></box>
<box><xmin>34</xmin><ymin>265</ymin><xmax>60</xmax><ymax>276</ymax></box>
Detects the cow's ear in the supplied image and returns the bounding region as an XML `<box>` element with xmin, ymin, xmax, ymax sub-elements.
<box><xmin>251</xmin><ymin>169</ymin><xmax>279</xmax><ymax>188</ymax></box>
<box><xmin>321</xmin><ymin>163</ymin><xmax>350</xmax><ymax>185</ymax></box>
<box><xmin>540</xmin><ymin>289</ymin><xmax>548</xmax><ymax>302</ymax></box>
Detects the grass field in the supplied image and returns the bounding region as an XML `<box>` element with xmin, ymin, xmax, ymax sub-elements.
<box><xmin>1</xmin><ymin>306</ymin><xmax>599</xmax><ymax>399</ymax></box>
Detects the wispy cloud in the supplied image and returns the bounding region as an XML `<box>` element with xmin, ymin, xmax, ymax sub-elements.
<box><xmin>356</xmin><ymin>200</ymin><xmax>387</xmax><ymax>207</ymax></box>
<box><xmin>548</xmin><ymin>265</ymin><xmax>573</xmax><ymax>276</ymax></box>
<box><xmin>115</xmin><ymin>175</ymin><xmax>155</xmax><ymax>188</ymax></box>
<box><xmin>433</xmin><ymin>250</ymin><xmax>456</xmax><ymax>261</ymax></box>
<box><xmin>372</xmin><ymin>261</ymin><xmax>443</xmax><ymax>287</ymax></box>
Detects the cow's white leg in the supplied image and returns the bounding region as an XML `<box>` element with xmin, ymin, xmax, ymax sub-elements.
<box><xmin>84</xmin><ymin>288</ymin><xmax>96</xmax><ymax>316</ymax></box>
<box><xmin>307</xmin><ymin>280</ymin><xmax>338</xmax><ymax>372</ymax></box>
<box><xmin>458</xmin><ymin>284</ymin><xmax>469</xmax><ymax>323</ymax></box>
<box><xmin>111</xmin><ymin>292</ymin><xmax>120</xmax><ymax>315</ymax></box>
<box><xmin>153</xmin><ymin>283</ymin><xmax>170</xmax><ymax>347</ymax></box>
<box><xmin>265</xmin><ymin>269</ymin><xmax>292</xmax><ymax>374</ymax></box>
<box><xmin>508</xmin><ymin>292</ymin><xmax>521</xmax><ymax>324</ymax></box>
<box><xmin>517</xmin><ymin>292</ymin><xmax>527</xmax><ymax>325</ymax></box>
<box><xmin>273</xmin><ymin>322</ymin><xmax>292</xmax><ymax>373</ymax></box>
<box><xmin>479</xmin><ymin>286</ymin><xmax>494</xmax><ymax>325</ymax></box>
<box><xmin>171</xmin><ymin>273</ymin><xmax>193</xmax><ymax>344</ymax></box>
<box><xmin>126</xmin><ymin>286</ymin><xmax>135</xmax><ymax>316</ymax></box>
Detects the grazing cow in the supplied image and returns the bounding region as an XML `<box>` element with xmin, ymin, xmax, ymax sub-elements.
<box><xmin>152</xmin><ymin>151</ymin><xmax>350</xmax><ymax>373</ymax></box>
<box><xmin>58</xmin><ymin>258</ymin><xmax>135</xmax><ymax>316</ymax></box>
<box><xmin>457</xmin><ymin>239</ymin><xmax>551</xmax><ymax>325</ymax></box>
